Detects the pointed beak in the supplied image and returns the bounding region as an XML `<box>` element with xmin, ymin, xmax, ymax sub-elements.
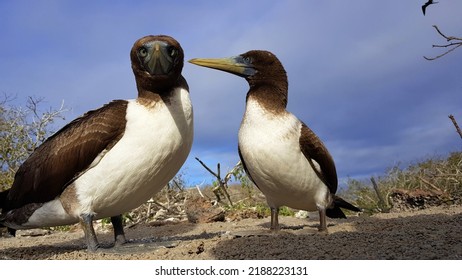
<box><xmin>145</xmin><ymin>41</ymin><xmax>174</xmax><ymax>75</ymax></box>
<box><xmin>188</xmin><ymin>56</ymin><xmax>255</xmax><ymax>78</ymax></box>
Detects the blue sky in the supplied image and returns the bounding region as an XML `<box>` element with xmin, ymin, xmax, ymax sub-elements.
<box><xmin>1</xmin><ymin>1</ymin><xmax>461</xmax><ymax>187</ymax></box>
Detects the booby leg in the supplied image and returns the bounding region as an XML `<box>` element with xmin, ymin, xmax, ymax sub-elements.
<box><xmin>318</xmin><ymin>207</ymin><xmax>328</xmax><ymax>232</ymax></box>
<box><xmin>270</xmin><ymin>207</ymin><xmax>280</xmax><ymax>231</ymax></box>
<box><xmin>0</xmin><ymin>227</ymin><xmax>16</xmax><ymax>238</ymax></box>
<box><xmin>7</xmin><ymin>227</ymin><xmax>16</xmax><ymax>237</ymax></box>
<box><xmin>79</xmin><ymin>213</ymin><xmax>99</xmax><ymax>252</ymax></box>
<box><xmin>110</xmin><ymin>215</ymin><xmax>127</xmax><ymax>246</ymax></box>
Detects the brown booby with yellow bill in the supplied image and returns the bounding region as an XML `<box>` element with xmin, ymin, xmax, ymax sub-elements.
<box><xmin>0</xmin><ymin>35</ymin><xmax>193</xmax><ymax>251</ymax></box>
<box><xmin>189</xmin><ymin>51</ymin><xmax>360</xmax><ymax>231</ymax></box>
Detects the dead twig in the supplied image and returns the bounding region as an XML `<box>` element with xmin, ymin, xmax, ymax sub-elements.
<box><xmin>424</xmin><ymin>25</ymin><xmax>462</xmax><ymax>60</ymax></box>
<box><xmin>370</xmin><ymin>177</ymin><xmax>389</xmax><ymax>211</ymax></box>
<box><xmin>449</xmin><ymin>114</ymin><xmax>462</xmax><ymax>140</ymax></box>
<box><xmin>432</xmin><ymin>25</ymin><xmax>460</xmax><ymax>41</ymax></box>
<box><xmin>195</xmin><ymin>157</ymin><xmax>219</xmax><ymax>178</ymax></box>
<box><xmin>225</xmin><ymin>161</ymin><xmax>242</xmax><ymax>182</ymax></box>
<box><xmin>171</xmin><ymin>180</ymin><xmax>184</xmax><ymax>192</ymax></box>
<box><xmin>195</xmin><ymin>184</ymin><xmax>205</xmax><ymax>198</ymax></box>
<box><xmin>418</xmin><ymin>176</ymin><xmax>443</xmax><ymax>193</ymax></box>
<box><xmin>151</xmin><ymin>200</ymin><xmax>169</xmax><ymax>211</ymax></box>
<box><xmin>195</xmin><ymin>157</ymin><xmax>236</xmax><ymax>206</ymax></box>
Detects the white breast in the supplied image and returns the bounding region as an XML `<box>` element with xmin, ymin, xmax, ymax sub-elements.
<box><xmin>76</xmin><ymin>88</ymin><xmax>193</xmax><ymax>218</ymax></box>
<box><xmin>238</xmin><ymin>99</ymin><xmax>329</xmax><ymax>211</ymax></box>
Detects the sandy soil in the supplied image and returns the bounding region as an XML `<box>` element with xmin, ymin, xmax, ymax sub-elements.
<box><xmin>0</xmin><ymin>205</ymin><xmax>461</xmax><ymax>260</ymax></box>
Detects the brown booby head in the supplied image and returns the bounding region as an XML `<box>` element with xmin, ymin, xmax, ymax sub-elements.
<box><xmin>189</xmin><ymin>51</ymin><xmax>288</xmax><ymax>112</ymax></box>
<box><xmin>131</xmin><ymin>35</ymin><xmax>185</xmax><ymax>93</ymax></box>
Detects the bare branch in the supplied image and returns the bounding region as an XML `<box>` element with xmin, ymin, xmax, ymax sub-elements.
<box><xmin>195</xmin><ymin>156</ymin><xmax>237</xmax><ymax>206</ymax></box>
<box><xmin>217</xmin><ymin>163</ymin><xmax>221</xmax><ymax>180</ymax></box>
<box><xmin>432</xmin><ymin>25</ymin><xmax>462</xmax><ymax>42</ymax></box>
<box><xmin>171</xmin><ymin>180</ymin><xmax>183</xmax><ymax>191</ymax></box>
<box><xmin>370</xmin><ymin>177</ymin><xmax>389</xmax><ymax>210</ymax></box>
<box><xmin>449</xmin><ymin>114</ymin><xmax>462</xmax><ymax>140</ymax></box>
<box><xmin>432</xmin><ymin>42</ymin><xmax>462</xmax><ymax>48</ymax></box>
<box><xmin>418</xmin><ymin>176</ymin><xmax>443</xmax><ymax>193</ymax></box>
<box><xmin>195</xmin><ymin>157</ymin><xmax>219</xmax><ymax>178</ymax></box>
<box><xmin>424</xmin><ymin>44</ymin><xmax>462</xmax><ymax>60</ymax></box>
<box><xmin>150</xmin><ymin>200</ymin><xmax>169</xmax><ymax>211</ymax></box>
<box><xmin>195</xmin><ymin>184</ymin><xmax>205</xmax><ymax>198</ymax></box>
<box><xmin>424</xmin><ymin>25</ymin><xmax>462</xmax><ymax>60</ymax></box>
<box><xmin>224</xmin><ymin>161</ymin><xmax>242</xmax><ymax>182</ymax></box>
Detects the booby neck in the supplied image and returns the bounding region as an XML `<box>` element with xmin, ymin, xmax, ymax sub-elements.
<box><xmin>245</xmin><ymin>81</ymin><xmax>288</xmax><ymax>115</ymax></box>
<box><xmin>136</xmin><ymin>76</ymin><xmax>189</xmax><ymax>107</ymax></box>
<box><xmin>245</xmin><ymin>51</ymin><xmax>288</xmax><ymax>113</ymax></box>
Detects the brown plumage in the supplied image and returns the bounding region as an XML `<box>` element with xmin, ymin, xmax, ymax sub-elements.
<box><xmin>4</xmin><ymin>101</ymin><xmax>128</xmax><ymax>211</ymax></box>
<box><xmin>299</xmin><ymin>122</ymin><xmax>338</xmax><ymax>193</ymax></box>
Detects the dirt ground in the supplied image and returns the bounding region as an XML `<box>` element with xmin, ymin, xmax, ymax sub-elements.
<box><xmin>0</xmin><ymin>205</ymin><xmax>461</xmax><ymax>260</ymax></box>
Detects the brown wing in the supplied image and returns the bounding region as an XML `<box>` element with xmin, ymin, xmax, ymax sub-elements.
<box><xmin>237</xmin><ymin>145</ymin><xmax>259</xmax><ymax>190</ymax></box>
<box><xmin>5</xmin><ymin>100</ymin><xmax>128</xmax><ymax>210</ymax></box>
<box><xmin>299</xmin><ymin>122</ymin><xmax>338</xmax><ymax>194</ymax></box>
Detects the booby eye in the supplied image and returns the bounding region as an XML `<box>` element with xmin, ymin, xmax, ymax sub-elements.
<box><xmin>138</xmin><ymin>47</ymin><xmax>148</xmax><ymax>57</ymax></box>
<box><xmin>169</xmin><ymin>47</ymin><xmax>177</xmax><ymax>57</ymax></box>
<box><xmin>243</xmin><ymin>57</ymin><xmax>252</xmax><ymax>64</ymax></box>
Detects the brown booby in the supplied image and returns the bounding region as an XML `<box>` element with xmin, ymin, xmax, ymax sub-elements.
<box><xmin>0</xmin><ymin>35</ymin><xmax>193</xmax><ymax>251</ymax></box>
<box><xmin>189</xmin><ymin>51</ymin><xmax>360</xmax><ymax>231</ymax></box>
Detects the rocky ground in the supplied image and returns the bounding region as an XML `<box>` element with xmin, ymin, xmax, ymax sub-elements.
<box><xmin>1</xmin><ymin>204</ymin><xmax>461</xmax><ymax>260</ymax></box>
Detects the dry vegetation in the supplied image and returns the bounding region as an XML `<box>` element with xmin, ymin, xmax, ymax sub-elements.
<box><xmin>0</xmin><ymin>96</ymin><xmax>66</xmax><ymax>190</ymax></box>
<box><xmin>340</xmin><ymin>152</ymin><xmax>462</xmax><ymax>214</ymax></box>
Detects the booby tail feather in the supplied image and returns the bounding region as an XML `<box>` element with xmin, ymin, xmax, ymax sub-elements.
<box><xmin>326</xmin><ymin>195</ymin><xmax>361</xmax><ymax>219</ymax></box>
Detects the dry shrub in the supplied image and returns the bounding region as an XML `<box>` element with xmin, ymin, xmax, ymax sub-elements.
<box><xmin>341</xmin><ymin>152</ymin><xmax>462</xmax><ymax>214</ymax></box>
